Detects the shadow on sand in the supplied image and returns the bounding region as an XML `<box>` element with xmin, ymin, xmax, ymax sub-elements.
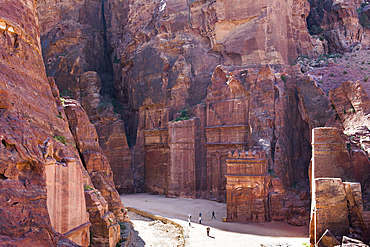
<box><xmin>127</xmin><ymin>226</ymin><xmax>146</xmax><ymax>247</ymax></box>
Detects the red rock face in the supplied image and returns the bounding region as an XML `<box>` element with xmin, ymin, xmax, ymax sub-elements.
<box><xmin>84</xmin><ymin>189</ymin><xmax>121</xmax><ymax>246</ymax></box>
<box><xmin>45</xmin><ymin>160</ymin><xmax>90</xmax><ymax>246</ymax></box>
<box><xmin>328</xmin><ymin>81</ymin><xmax>370</xmax><ymax>183</ymax></box>
<box><xmin>0</xmin><ymin>0</ymin><xmax>90</xmax><ymax>245</ymax></box>
<box><xmin>37</xmin><ymin>0</ymin><xmax>135</xmax><ymax>193</ymax></box>
<box><xmin>37</xmin><ymin>0</ymin><xmax>115</xmax><ymax>98</ymax></box>
<box><xmin>63</xmin><ymin>99</ymin><xmax>128</xmax><ymax>222</ymax></box>
<box><xmin>307</xmin><ymin>0</ymin><xmax>363</xmax><ymax>53</ymax></box>
<box><xmin>131</xmin><ymin>64</ymin><xmax>332</xmax><ymax>206</ymax></box>
<box><xmin>107</xmin><ymin>0</ymin><xmax>313</xmax><ymax>155</ymax></box>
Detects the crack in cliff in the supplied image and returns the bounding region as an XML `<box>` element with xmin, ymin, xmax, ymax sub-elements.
<box><xmin>101</xmin><ymin>0</ymin><xmax>115</xmax><ymax>99</ymax></box>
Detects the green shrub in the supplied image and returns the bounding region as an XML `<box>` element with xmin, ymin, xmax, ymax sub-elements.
<box><xmin>60</xmin><ymin>88</ymin><xmax>72</xmax><ymax>97</ymax></box>
<box><xmin>364</xmin><ymin>75</ymin><xmax>369</xmax><ymax>82</ymax></box>
<box><xmin>319</xmin><ymin>36</ymin><xmax>325</xmax><ymax>41</ymax></box>
<box><xmin>173</xmin><ymin>108</ymin><xmax>190</xmax><ymax>122</ymax></box>
<box><xmin>112</xmin><ymin>101</ymin><xmax>124</xmax><ymax>114</ymax></box>
<box><xmin>114</xmin><ymin>54</ymin><xmax>121</xmax><ymax>64</ymax></box>
<box><xmin>84</xmin><ymin>184</ymin><xmax>94</xmax><ymax>191</ymax></box>
<box><xmin>97</xmin><ymin>102</ymin><xmax>112</xmax><ymax>114</ymax></box>
<box><xmin>318</xmin><ymin>80</ymin><xmax>323</xmax><ymax>84</ymax></box>
<box><xmin>343</xmin><ymin>70</ymin><xmax>348</xmax><ymax>74</ymax></box>
<box><xmin>53</xmin><ymin>135</ymin><xmax>67</xmax><ymax>146</ymax></box>
<box><xmin>281</xmin><ymin>75</ymin><xmax>287</xmax><ymax>82</ymax></box>
<box><xmin>328</xmin><ymin>53</ymin><xmax>343</xmax><ymax>59</ymax></box>
<box><xmin>308</xmin><ymin>25</ymin><xmax>324</xmax><ymax>35</ymax></box>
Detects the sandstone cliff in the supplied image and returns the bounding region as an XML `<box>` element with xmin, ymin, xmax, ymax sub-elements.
<box><xmin>0</xmin><ymin>0</ymin><xmax>88</xmax><ymax>245</ymax></box>
<box><xmin>307</xmin><ymin>0</ymin><xmax>363</xmax><ymax>53</ymax></box>
<box><xmin>0</xmin><ymin>1</ymin><xmax>126</xmax><ymax>246</ymax></box>
<box><xmin>37</xmin><ymin>0</ymin><xmax>134</xmax><ymax>193</ymax></box>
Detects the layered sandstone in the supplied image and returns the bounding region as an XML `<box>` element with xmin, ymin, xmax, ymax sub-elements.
<box><xmin>63</xmin><ymin>99</ymin><xmax>128</xmax><ymax>222</ymax></box>
<box><xmin>37</xmin><ymin>0</ymin><xmax>115</xmax><ymax>98</ymax></box>
<box><xmin>307</xmin><ymin>0</ymin><xmax>363</xmax><ymax>53</ymax></box>
<box><xmin>311</xmin><ymin>127</ymin><xmax>353</xmax><ymax>181</ymax></box>
<box><xmin>328</xmin><ymin>81</ymin><xmax>370</xmax><ymax>184</ymax></box>
<box><xmin>85</xmin><ymin>189</ymin><xmax>121</xmax><ymax>246</ymax></box>
<box><xmin>37</xmin><ymin>1</ymin><xmax>135</xmax><ymax>193</ymax></box>
<box><xmin>0</xmin><ymin>0</ymin><xmax>90</xmax><ymax>245</ymax></box>
<box><xmin>310</xmin><ymin>178</ymin><xmax>349</xmax><ymax>245</ymax></box>
<box><xmin>45</xmin><ymin>159</ymin><xmax>90</xmax><ymax>246</ymax></box>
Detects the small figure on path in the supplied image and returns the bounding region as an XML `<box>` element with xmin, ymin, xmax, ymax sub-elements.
<box><xmin>199</xmin><ymin>212</ymin><xmax>202</xmax><ymax>224</ymax></box>
<box><xmin>207</xmin><ymin>227</ymin><xmax>210</xmax><ymax>236</ymax></box>
<box><xmin>188</xmin><ymin>217</ymin><xmax>191</xmax><ymax>226</ymax></box>
<box><xmin>188</xmin><ymin>213</ymin><xmax>191</xmax><ymax>220</ymax></box>
<box><xmin>212</xmin><ymin>211</ymin><xmax>216</xmax><ymax>219</ymax></box>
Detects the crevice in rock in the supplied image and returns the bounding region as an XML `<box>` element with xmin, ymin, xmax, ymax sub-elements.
<box><xmin>271</xmin><ymin>84</ymin><xmax>279</xmax><ymax>170</ymax></box>
<box><xmin>100</xmin><ymin>0</ymin><xmax>115</xmax><ymax>99</ymax></box>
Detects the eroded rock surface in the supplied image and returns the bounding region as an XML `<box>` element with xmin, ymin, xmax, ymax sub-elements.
<box><xmin>307</xmin><ymin>0</ymin><xmax>363</xmax><ymax>53</ymax></box>
<box><xmin>0</xmin><ymin>0</ymin><xmax>89</xmax><ymax>245</ymax></box>
<box><xmin>63</xmin><ymin>99</ymin><xmax>129</xmax><ymax>222</ymax></box>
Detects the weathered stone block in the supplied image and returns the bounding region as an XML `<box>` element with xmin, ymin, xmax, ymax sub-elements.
<box><xmin>310</xmin><ymin>178</ymin><xmax>349</xmax><ymax>245</ymax></box>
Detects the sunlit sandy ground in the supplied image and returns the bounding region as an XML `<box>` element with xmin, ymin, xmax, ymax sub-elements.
<box><xmin>120</xmin><ymin>193</ymin><xmax>309</xmax><ymax>247</ymax></box>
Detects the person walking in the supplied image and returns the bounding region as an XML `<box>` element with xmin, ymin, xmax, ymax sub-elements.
<box><xmin>212</xmin><ymin>211</ymin><xmax>216</xmax><ymax>219</ymax></box>
<box><xmin>188</xmin><ymin>213</ymin><xmax>191</xmax><ymax>226</ymax></box>
<box><xmin>206</xmin><ymin>226</ymin><xmax>210</xmax><ymax>236</ymax></box>
<box><xmin>188</xmin><ymin>217</ymin><xmax>191</xmax><ymax>226</ymax></box>
<box><xmin>199</xmin><ymin>212</ymin><xmax>202</xmax><ymax>224</ymax></box>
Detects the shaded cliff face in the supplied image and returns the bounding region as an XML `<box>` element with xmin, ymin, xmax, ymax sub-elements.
<box><xmin>0</xmin><ymin>0</ymin><xmax>86</xmax><ymax>245</ymax></box>
<box><xmin>37</xmin><ymin>1</ymin><xmax>134</xmax><ymax>193</ymax></box>
<box><xmin>38</xmin><ymin>0</ymin><xmax>115</xmax><ymax>98</ymax></box>
<box><xmin>307</xmin><ymin>0</ymin><xmax>363</xmax><ymax>53</ymax></box>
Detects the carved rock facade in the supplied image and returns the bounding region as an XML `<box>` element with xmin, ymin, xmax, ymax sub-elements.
<box><xmin>226</xmin><ymin>149</ymin><xmax>270</xmax><ymax>223</ymax></box>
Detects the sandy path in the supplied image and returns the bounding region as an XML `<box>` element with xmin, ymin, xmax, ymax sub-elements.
<box><xmin>127</xmin><ymin>211</ymin><xmax>183</xmax><ymax>247</ymax></box>
<box><xmin>121</xmin><ymin>193</ymin><xmax>309</xmax><ymax>247</ymax></box>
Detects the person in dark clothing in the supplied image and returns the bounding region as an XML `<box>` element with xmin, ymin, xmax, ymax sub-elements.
<box><xmin>199</xmin><ymin>212</ymin><xmax>202</xmax><ymax>224</ymax></box>
<box><xmin>212</xmin><ymin>211</ymin><xmax>216</xmax><ymax>219</ymax></box>
<box><xmin>207</xmin><ymin>227</ymin><xmax>210</xmax><ymax>236</ymax></box>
